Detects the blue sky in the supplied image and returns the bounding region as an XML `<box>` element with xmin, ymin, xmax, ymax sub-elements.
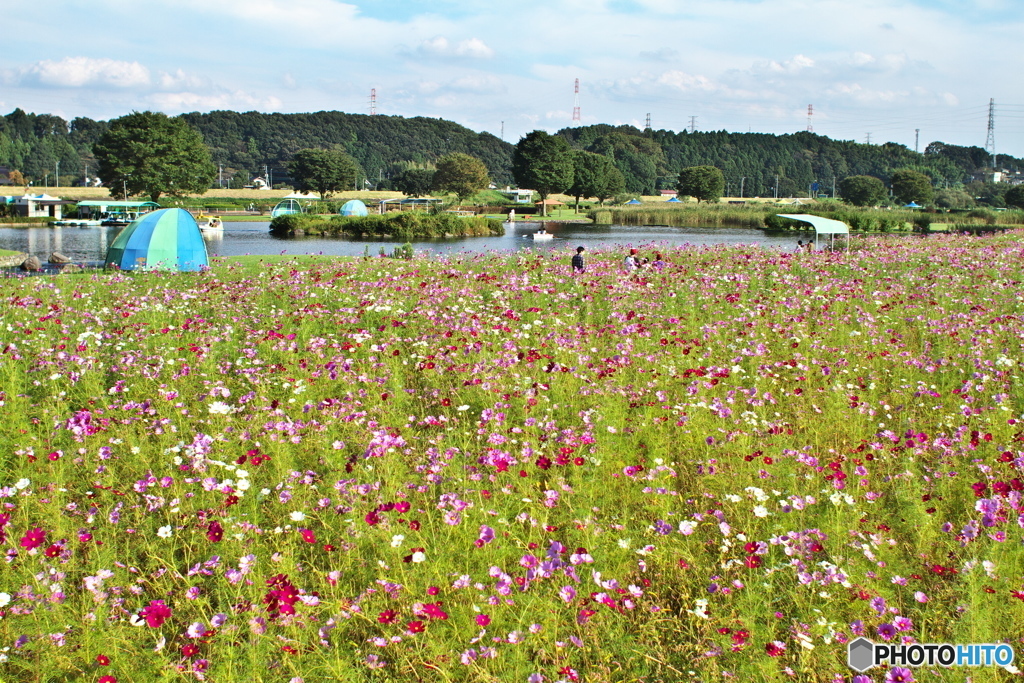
<box><xmin>4</xmin><ymin>0</ymin><xmax>1024</xmax><ymax>157</ymax></box>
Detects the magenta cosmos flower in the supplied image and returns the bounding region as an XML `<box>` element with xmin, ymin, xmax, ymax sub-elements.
<box><xmin>20</xmin><ymin>527</ymin><xmax>46</xmax><ymax>550</ymax></box>
<box><xmin>139</xmin><ymin>600</ymin><xmax>172</xmax><ymax>627</ymax></box>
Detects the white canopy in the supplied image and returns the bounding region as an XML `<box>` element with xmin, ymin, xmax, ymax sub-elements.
<box><xmin>777</xmin><ymin>213</ymin><xmax>851</xmax><ymax>250</ymax></box>
<box><xmin>776</xmin><ymin>214</ymin><xmax>850</xmax><ymax>234</ymax></box>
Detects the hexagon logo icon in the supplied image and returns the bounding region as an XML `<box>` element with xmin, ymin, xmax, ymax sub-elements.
<box><xmin>848</xmin><ymin>637</ymin><xmax>875</xmax><ymax>672</ymax></box>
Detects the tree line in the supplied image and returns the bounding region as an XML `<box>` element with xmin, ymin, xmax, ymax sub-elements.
<box><xmin>2</xmin><ymin>107</ymin><xmax>1022</xmax><ymax>208</ymax></box>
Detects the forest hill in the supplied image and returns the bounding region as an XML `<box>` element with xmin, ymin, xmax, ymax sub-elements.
<box><xmin>0</xmin><ymin>108</ymin><xmax>1017</xmax><ymax>205</ymax></box>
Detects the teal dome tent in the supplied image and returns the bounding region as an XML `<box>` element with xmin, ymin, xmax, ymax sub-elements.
<box><xmin>339</xmin><ymin>199</ymin><xmax>369</xmax><ymax>216</ymax></box>
<box><xmin>105</xmin><ymin>208</ymin><xmax>209</xmax><ymax>272</ymax></box>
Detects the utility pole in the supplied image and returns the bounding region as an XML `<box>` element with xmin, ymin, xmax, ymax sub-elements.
<box><xmin>740</xmin><ymin>177</ymin><xmax>746</xmax><ymax>198</ymax></box>
<box><xmin>775</xmin><ymin>174</ymin><xmax>779</xmax><ymax>199</ymax></box>
<box><xmin>915</xmin><ymin>128</ymin><xmax>920</xmax><ymax>154</ymax></box>
<box><xmin>55</xmin><ymin>161</ymin><xmax>60</xmax><ymax>188</ymax></box>
<box><xmin>986</xmin><ymin>98</ymin><xmax>996</xmax><ymax>170</ymax></box>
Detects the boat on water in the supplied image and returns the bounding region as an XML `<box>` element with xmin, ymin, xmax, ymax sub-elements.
<box><xmin>530</xmin><ymin>230</ymin><xmax>553</xmax><ymax>240</ymax></box>
<box><xmin>54</xmin><ymin>219</ymin><xmax>102</xmax><ymax>227</ymax></box>
<box><xmin>76</xmin><ymin>200</ymin><xmax>160</xmax><ymax>227</ymax></box>
<box><xmin>196</xmin><ymin>213</ymin><xmax>223</xmax><ymax>231</ymax></box>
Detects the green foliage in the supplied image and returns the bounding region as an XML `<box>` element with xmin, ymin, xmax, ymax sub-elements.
<box><xmin>393</xmin><ymin>168</ymin><xmax>436</xmax><ymax>198</ymax></box>
<box><xmin>677</xmin><ymin>165</ymin><xmax>724</xmax><ymax>203</ymax></box>
<box><xmin>93</xmin><ymin>111</ymin><xmax>216</xmax><ymax>202</ymax></box>
<box><xmin>838</xmin><ymin>175</ymin><xmax>888</xmax><ymax>206</ymax></box>
<box><xmin>890</xmin><ymin>168</ymin><xmax>934</xmax><ymax>205</ymax></box>
<box><xmin>289</xmin><ymin>147</ymin><xmax>359</xmax><ymax>199</ymax></box>
<box><xmin>432</xmin><ymin>152</ymin><xmax>490</xmax><ymax>201</ymax></box>
<box><xmin>269</xmin><ymin>211</ymin><xmax>502</xmax><ymax>239</ymax></box>
<box><xmin>1003</xmin><ymin>185</ymin><xmax>1024</xmax><ymax>209</ymax></box>
<box><xmin>512</xmin><ymin>131</ymin><xmax>574</xmax><ymax>215</ymax></box>
<box><xmin>568</xmin><ymin>150</ymin><xmax>625</xmax><ymax>208</ymax></box>
<box><xmin>934</xmin><ymin>188</ymin><xmax>976</xmax><ymax>209</ymax></box>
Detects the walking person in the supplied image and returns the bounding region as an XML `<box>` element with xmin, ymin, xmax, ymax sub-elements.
<box><xmin>572</xmin><ymin>246</ymin><xmax>586</xmax><ymax>273</ymax></box>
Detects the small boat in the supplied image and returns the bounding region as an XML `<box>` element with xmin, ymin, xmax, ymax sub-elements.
<box><xmin>196</xmin><ymin>213</ymin><xmax>223</xmax><ymax>231</ymax></box>
<box><xmin>531</xmin><ymin>230</ymin><xmax>553</xmax><ymax>240</ymax></box>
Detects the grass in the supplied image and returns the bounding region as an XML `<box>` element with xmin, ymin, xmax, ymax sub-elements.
<box><xmin>1</xmin><ymin>230</ymin><xmax>1024</xmax><ymax>682</ymax></box>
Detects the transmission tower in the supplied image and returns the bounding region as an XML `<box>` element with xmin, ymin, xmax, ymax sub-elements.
<box><xmin>689</xmin><ymin>116</ymin><xmax>697</xmax><ymax>134</ymax></box>
<box><xmin>370</xmin><ymin>88</ymin><xmax>377</xmax><ymax>116</ymax></box>
<box><xmin>572</xmin><ymin>79</ymin><xmax>581</xmax><ymax>123</ymax></box>
<box><xmin>645</xmin><ymin>113</ymin><xmax>651</xmax><ymax>130</ymax></box>
<box><xmin>986</xmin><ymin>98</ymin><xmax>996</xmax><ymax>169</ymax></box>
<box><xmin>915</xmin><ymin>128</ymin><xmax>920</xmax><ymax>154</ymax></box>
<box><xmin>806</xmin><ymin>104</ymin><xmax>813</xmax><ymax>132</ymax></box>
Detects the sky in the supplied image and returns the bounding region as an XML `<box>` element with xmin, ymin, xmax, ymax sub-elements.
<box><xmin>4</xmin><ymin>0</ymin><xmax>1024</xmax><ymax>158</ymax></box>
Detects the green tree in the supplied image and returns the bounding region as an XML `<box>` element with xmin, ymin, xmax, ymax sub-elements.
<box><xmin>890</xmin><ymin>168</ymin><xmax>934</xmax><ymax>206</ymax></box>
<box><xmin>512</xmin><ymin>131</ymin><xmax>574</xmax><ymax>216</ymax></box>
<box><xmin>934</xmin><ymin>188</ymin><xmax>975</xmax><ymax>209</ymax></box>
<box><xmin>289</xmin><ymin>147</ymin><xmax>358</xmax><ymax>199</ymax></box>
<box><xmin>676</xmin><ymin>165</ymin><xmax>724</xmax><ymax>203</ymax></box>
<box><xmin>94</xmin><ymin>111</ymin><xmax>216</xmax><ymax>201</ymax></box>
<box><xmin>838</xmin><ymin>175</ymin><xmax>887</xmax><ymax>207</ymax></box>
<box><xmin>432</xmin><ymin>153</ymin><xmax>490</xmax><ymax>202</ymax></box>
<box><xmin>394</xmin><ymin>168</ymin><xmax>436</xmax><ymax>198</ymax></box>
<box><xmin>1004</xmin><ymin>185</ymin><xmax>1024</xmax><ymax>210</ymax></box>
<box><xmin>568</xmin><ymin>150</ymin><xmax>624</xmax><ymax>210</ymax></box>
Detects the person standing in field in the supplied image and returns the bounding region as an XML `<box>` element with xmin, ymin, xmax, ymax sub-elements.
<box><xmin>572</xmin><ymin>246</ymin><xmax>585</xmax><ymax>273</ymax></box>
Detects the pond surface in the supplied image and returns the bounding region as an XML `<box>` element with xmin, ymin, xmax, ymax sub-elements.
<box><xmin>0</xmin><ymin>221</ymin><xmax>812</xmax><ymax>263</ymax></box>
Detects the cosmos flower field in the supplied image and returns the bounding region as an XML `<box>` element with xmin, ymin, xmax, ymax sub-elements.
<box><xmin>2</xmin><ymin>233</ymin><xmax>1024</xmax><ymax>683</ymax></box>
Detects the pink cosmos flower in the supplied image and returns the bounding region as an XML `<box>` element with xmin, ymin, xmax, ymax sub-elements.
<box><xmin>20</xmin><ymin>527</ymin><xmax>46</xmax><ymax>550</ymax></box>
<box><xmin>298</xmin><ymin>528</ymin><xmax>316</xmax><ymax>544</ymax></box>
<box><xmin>475</xmin><ymin>614</ymin><xmax>491</xmax><ymax>627</ymax></box>
<box><xmin>139</xmin><ymin>600</ymin><xmax>172</xmax><ymax>628</ymax></box>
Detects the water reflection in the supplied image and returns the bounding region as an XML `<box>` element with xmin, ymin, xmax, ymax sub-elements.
<box><xmin>0</xmin><ymin>221</ymin><xmax>811</xmax><ymax>263</ymax></box>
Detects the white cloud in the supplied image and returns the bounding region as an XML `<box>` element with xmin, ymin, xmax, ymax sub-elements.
<box><xmin>18</xmin><ymin>57</ymin><xmax>150</xmax><ymax>88</ymax></box>
<box><xmin>148</xmin><ymin>91</ymin><xmax>282</xmax><ymax>113</ymax></box>
<box><xmin>415</xmin><ymin>36</ymin><xmax>495</xmax><ymax>60</ymax></box>
<box><xmin>159</xmin><ymin>69</ymin><xmax>208</xmax><ymax>90</ymax></box>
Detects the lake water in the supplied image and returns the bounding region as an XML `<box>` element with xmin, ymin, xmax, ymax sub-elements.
<box><xmin>0</xmin><ymin>221</ymin><xmax>811</xmax><ymax>263</ymax></box>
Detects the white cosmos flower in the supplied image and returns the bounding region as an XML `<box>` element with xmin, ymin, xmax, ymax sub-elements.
<box><xmin>0</xmin><ymin>592</ymin><xmax>11</xmax><ymax>607</ymax></box>
<box><xmin>208</xmin><ymin>401</ymin><xmax>232</xmax><ymax>415</ymax></box>
<box><xmin>157</xmin><ymin>525</ymin><xmax>173</xmax><ymax>538</ymax></box>
<box><xmin>411</xmin><ymin>551</ymin><xmax>426</xmax><ymax>563</ymax></box>
<box><xmin>290</xmin><ymin>511</ymin><xmax>306</xmax><ymax>522</ymax></box>
<box><xmin>391</xmin><ymin>534</ymin><xmax>405</xmax><ymax>548</ymax></box>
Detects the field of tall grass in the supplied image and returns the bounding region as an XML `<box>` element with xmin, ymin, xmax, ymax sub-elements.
<box><xmin>2</xmin><ymin>232</ymin><xmax>1024</xmax><ymax>682</ymax></box>
<box><xmin>593</xmin><ymin>204</ymin><xmax>1024</xmax><ymax>233</ymax></box>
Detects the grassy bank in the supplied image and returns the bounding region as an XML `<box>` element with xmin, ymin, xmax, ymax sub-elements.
<box><xmin>269</xmin><ymin>211</ymin><xmax>504</xmax><ymax>239</ymax></box>
<box><xmin>589</xmin><ymin>203</ymin><xmax>1024</xmax><ymax>231</ymax></box>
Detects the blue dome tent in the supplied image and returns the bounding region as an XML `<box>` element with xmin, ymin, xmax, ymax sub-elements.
<box><xmin>105</xmin><ymin>208</ymin><xmax>209</xmax><ymax>272</ymax></box>
<box><xmin>665</xmin><ymin>196</ymin><xmax>681</xmax><ymax>202</ymax></box>
<box><xmin>339</xmin><ymin>199</ymin><xmax>369</xmax><ymax>216</ymax></box>
<box><xmin>625</xmin><ymin>199</ymin><xmax>642</xmax><ymax>205</ymax></box>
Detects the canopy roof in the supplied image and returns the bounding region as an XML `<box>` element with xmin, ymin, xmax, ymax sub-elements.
<box><xmin>105</xmin><ymin>208</ymin><xmax>208</xmax><ymax>272</ymax></box>
<box><xmin>77</xmin><ymin>200</ymin><xmax>160</xmax><ymax>208</ymax></box>
<box><xmin>776</xmin><ymin>213</ymin><xmax>850</xmax><ymax>235</ymax></box>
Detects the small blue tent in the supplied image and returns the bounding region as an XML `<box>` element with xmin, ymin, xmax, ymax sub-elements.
<box><xmin>665</xmin><ymin>196</ymin><xmax>681</xmax><ymax>202</ymax></box>
<box><xmin>339</xmin><ymin>199</ymin><xmax>369</xmax><ymax>216</ymax></box>
<box><xmin>105</xmin><ymin>208</ymin><xmax>208</xmax><ymax>272</ymax></box>
<box><xmin>625</xmin><ymin>199</ymin><xmax>642</xmax><ymax>205</ymax></box>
